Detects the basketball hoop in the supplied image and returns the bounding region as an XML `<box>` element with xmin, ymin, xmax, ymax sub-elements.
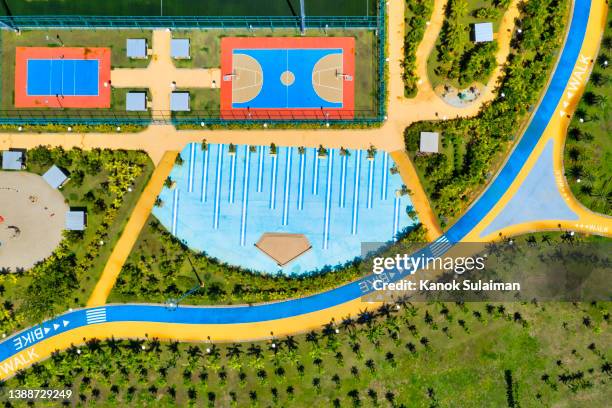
<box><xmin>336</xmin><ymin>70</ymin><xmax>353</xmax><ymax>81</ymax></box>
<box><xmin>223</xmin><ymin>70</ymin><xmax>238</xmax><ymax>82</ymax></box>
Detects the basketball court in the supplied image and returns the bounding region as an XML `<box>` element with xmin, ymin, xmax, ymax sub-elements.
<box><xmin>14</xmin><ymin>47</ymin><xmax>111</xmax><ymax>108</ymax></box>
<box><xmin>221</xmin><ymin>37</ymin><xmax>354</xmax><ymax>119</ymax></box>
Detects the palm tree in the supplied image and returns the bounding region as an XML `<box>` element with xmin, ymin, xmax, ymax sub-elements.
<box><xmin>596</xmin><ymin>54</ymin><xmax>608</xmax><ymax>69</ymax></box>
<box><xmin>367</xmin><ymin>144</ymin><xmax>377</xmax><ymax>159</ymax></box>
<box><xmin>589</xmin><ymin>178</ymin><xmax>611</xmax><ymax>212</ymax></box>
<box><xmin>420</xmin><ymin>336</ymin><xmax>430</xmax><ymax>348</ymax></box>
<box><xmin>597</xmin><ymin>94</ymin><xmax>608</xmax><ymax>110</ymax></box>
<box><xmin>226</xmin><ymin>344</ymin><xmax>242</xmax><ymax>360</ymax></box>
<box><xmin>541</xmin><ymin>233</ymin><xmax>552</xmax><ymax>245</ymax></box>
<box><xmin>187</xmin><ymin>345</ymin><xmax>202</xmax><ymax>361</ymax></box>
<box><xmin>154</xmin><ymin>197</ymin><xmax>164</xmax><ymax>207</ymax></box>
<box><xmin>583</xmin><ymin>91</ymin><xmax>598</xmax><ymax>106</ymax></box>
<box><xmin>590</xmin><ymin>72</ymin><xmax>607</xmax><ymax>87</ymax></box>
<box><xmin>164</xmin><ymin>176</ymin><xmax>174</xmax><ymax>189</ymax></box>
<box><xmin>305</xmin><ymin>331</ymin><xmax>319</xmax><ymax>348</ymax></box>
<box><xmin>365</xmin><ymin>359</ymin><xmax>376</xmax><ymax>372</ymax></box>
<box><xmin>331</xmin><ymin>373</ymin><xmax>341</xmax><ymax>388</ymax></box>
<box><xmin>247</xmin><ymin>344</ymin><xmax>263</xmax><ymax>360</ymax></box>
<box><xmin>175</xmin><ymin>154</ymin><xmax>184</xmax><ymax>166</ymax></box>
<box><xmin>283</xmin><ymin>336</ymin><xmax>299</xmax><ymax>351</ymax></box>
<box><xmin>201</xmin><ymin>139</ymin><xmax>208</xmax><ymax>151</ymax></box>
<box><xmin>567</xmin><ymin>146</ymin><xmax>581</xmax><ymax>162</ymax></box>
<box><xmin>317</xmin><ymin>144</ymin><xmax>328</xmax><ymax>157</ymax></box>
<box><xmin>367</xmin><ymin>389</ymin><xmax>379</xmax><ymax>405</ymax></box>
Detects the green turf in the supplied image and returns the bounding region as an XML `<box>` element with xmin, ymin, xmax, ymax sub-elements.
<box><xmin>0</xmin><ymin>0</ymin><xmax>375</xmax><ymax>17</ymax></box>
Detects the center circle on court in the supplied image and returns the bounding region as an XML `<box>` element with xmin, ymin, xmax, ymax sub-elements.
<box><xmin>280</xmin><ymin>70</ymin><xmax>295</xmax><ymax>86</ymax></box>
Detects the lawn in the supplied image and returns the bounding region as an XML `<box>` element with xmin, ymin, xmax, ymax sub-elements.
<box><xmin>0</xmin><ymin>147</ymin><xmax>153</xmax><ymax>334</ymax></box>
<box><xmin>0</xmin><ymin>29</ymin><xmax>153</xmax><ymax>109</ymax></box>
<box><xmin>170</xmin><ymin>29</ymin><xmax>379</xmax><ymax>116</ymax></box>
<box><xmin>427</xmin><ymin>0</ymin><xmax>508</xmax><ymax>89</ymax></box>
<box><xmin>563</xmin><ymin>11</ymin><xmax>612</xmax><ymax>216</ymax></box>
<box><xmin>171</xmin><ymin>88</ymin><xmax>220</xmax><ymax>120</ymax></box>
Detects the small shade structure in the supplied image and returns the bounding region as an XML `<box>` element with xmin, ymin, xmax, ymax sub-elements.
<box><xmin>127</xmin><ymin>39</ymin><xmax>147</xmax><ymax>58</ymax></box>
<box><xmin>473</xmin><ymin>22</ymin><xmax>494</xmax><ymax>43</ymax></box>
<box><xmin>126</xmin><ymin>91</ymin><xmax>147</xmax><ymax>111</ymax></box>
<box><xmin>2</xmin><ymin>150</ymin><xmax>23</xmax><ymax>170</ymax></box>
<box><xmin>42</xmin><ymin>165</ymin><xmax>68</xmax><ymax>189</ymax></box>
<box><xmin>419</xmin><ymin>132</ymin><xmax>440</xmax><ymax>153</ymax></box>
<box><xmin>171</xmin><ymin>38</ymin><xmax>190</xmax><ymax>59</ymax></box>
<box><xmin>170</xmin><ymin>91</ymin><xmax>190</xmax><ymax>111</ymax></box>
<box><xmin>255</xmin><ymin>233</ymin><xmax>312</xmax><ymax>266</ymax></box>
<box><xmin>65</xmin><ymin>210</ymin><xmax>86</xmax><ymax>231</ymax></box>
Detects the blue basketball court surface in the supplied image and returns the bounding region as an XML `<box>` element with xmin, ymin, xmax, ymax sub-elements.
<box><xmin>232</xmin><ymin>48</ymin><xmax>343</xmax><ymax>109</ymax></box>
<box><xmin>26</xmin><ymin>59</ymin><xmax>99</xmax><ymax>96</ymax></box>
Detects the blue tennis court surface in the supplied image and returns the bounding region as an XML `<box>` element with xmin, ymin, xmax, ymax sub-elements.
<box><xmin>26</xmin><ymin>59</ymin><xmax>99</xmax><ymax>96</ymax></box>
<box><xmin>232</xmin><ymin>48</ymin><xmax>343</xmax><ymax>109</ymax></box>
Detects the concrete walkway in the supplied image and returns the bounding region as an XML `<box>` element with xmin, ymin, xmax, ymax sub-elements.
<box><xmin>111</xmin><ymin>30</ymin><xmax>220</xmax><ymax>118</ymax></box>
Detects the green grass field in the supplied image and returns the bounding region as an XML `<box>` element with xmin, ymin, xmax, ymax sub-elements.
<box><xmin>0</xmin><ymin>0</ymin><xmax>375</xmax><ymax>17</ymax></box>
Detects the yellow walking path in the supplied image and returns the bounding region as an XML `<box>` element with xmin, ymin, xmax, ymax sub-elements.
<box><xmin>86</xmin><ymin>151</ymin><xmax>178</xmax><ymax>307</ymax></box>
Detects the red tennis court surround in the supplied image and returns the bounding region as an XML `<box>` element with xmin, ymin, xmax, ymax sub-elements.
<box><xmin>221</xmin><ymin>37</ymin><xmax>355</xmax><ymax>120</ymax></box>
<box><xmin>14</xmin><ymin>47</ymin><xmax>111</xmax><ymax>108</ymax></box>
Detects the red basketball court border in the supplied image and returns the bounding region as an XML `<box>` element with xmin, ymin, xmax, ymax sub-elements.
<box><xmin>220</xmin><ymin>37</ymin><xmax>355</xmax><ymax>120</ymax></box>
<box><xmin>14</xmin><ymin>47</ymin><xmax>111</xmax><ymax>108</ymax></box>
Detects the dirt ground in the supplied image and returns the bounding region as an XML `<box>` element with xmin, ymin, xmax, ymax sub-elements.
<box><xmin>0</xmin><ymin>171</ymin><xmax>67</xmax><ymax>271</ymax></box>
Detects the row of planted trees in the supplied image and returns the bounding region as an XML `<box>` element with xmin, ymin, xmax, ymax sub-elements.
<box><xmin>3</xmin><ymin>295</ymin><xmax>608</xmax><ymax>407</ymax></box>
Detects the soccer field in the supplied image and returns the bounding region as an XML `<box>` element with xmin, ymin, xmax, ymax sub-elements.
<box><xmin>0</xmin><ymin>0</ymin><xmax>375</xmax><ymax>17</ymax></box>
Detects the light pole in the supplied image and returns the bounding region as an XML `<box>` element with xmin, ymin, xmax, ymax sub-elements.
<box><xmin>299</xmin><ymin>0</ymin><xmax>306</xmax><ymax>35</ymax></box>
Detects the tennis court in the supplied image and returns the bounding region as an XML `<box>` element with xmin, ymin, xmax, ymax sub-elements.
<box><xmin>221</xmin><ymin>37</ymin><xmax>355</xmax><ymax>120</ymax></box>
<box><xmin>14</xmin><ymin>47</ymin><xmax>111</xmax><ymax>108</ymax></box>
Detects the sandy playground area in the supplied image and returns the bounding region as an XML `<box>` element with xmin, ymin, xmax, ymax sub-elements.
<box><xmin>0</xmin><ymin>171</ymin><xmax>67</xmax><ymax>271</ymax></box>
